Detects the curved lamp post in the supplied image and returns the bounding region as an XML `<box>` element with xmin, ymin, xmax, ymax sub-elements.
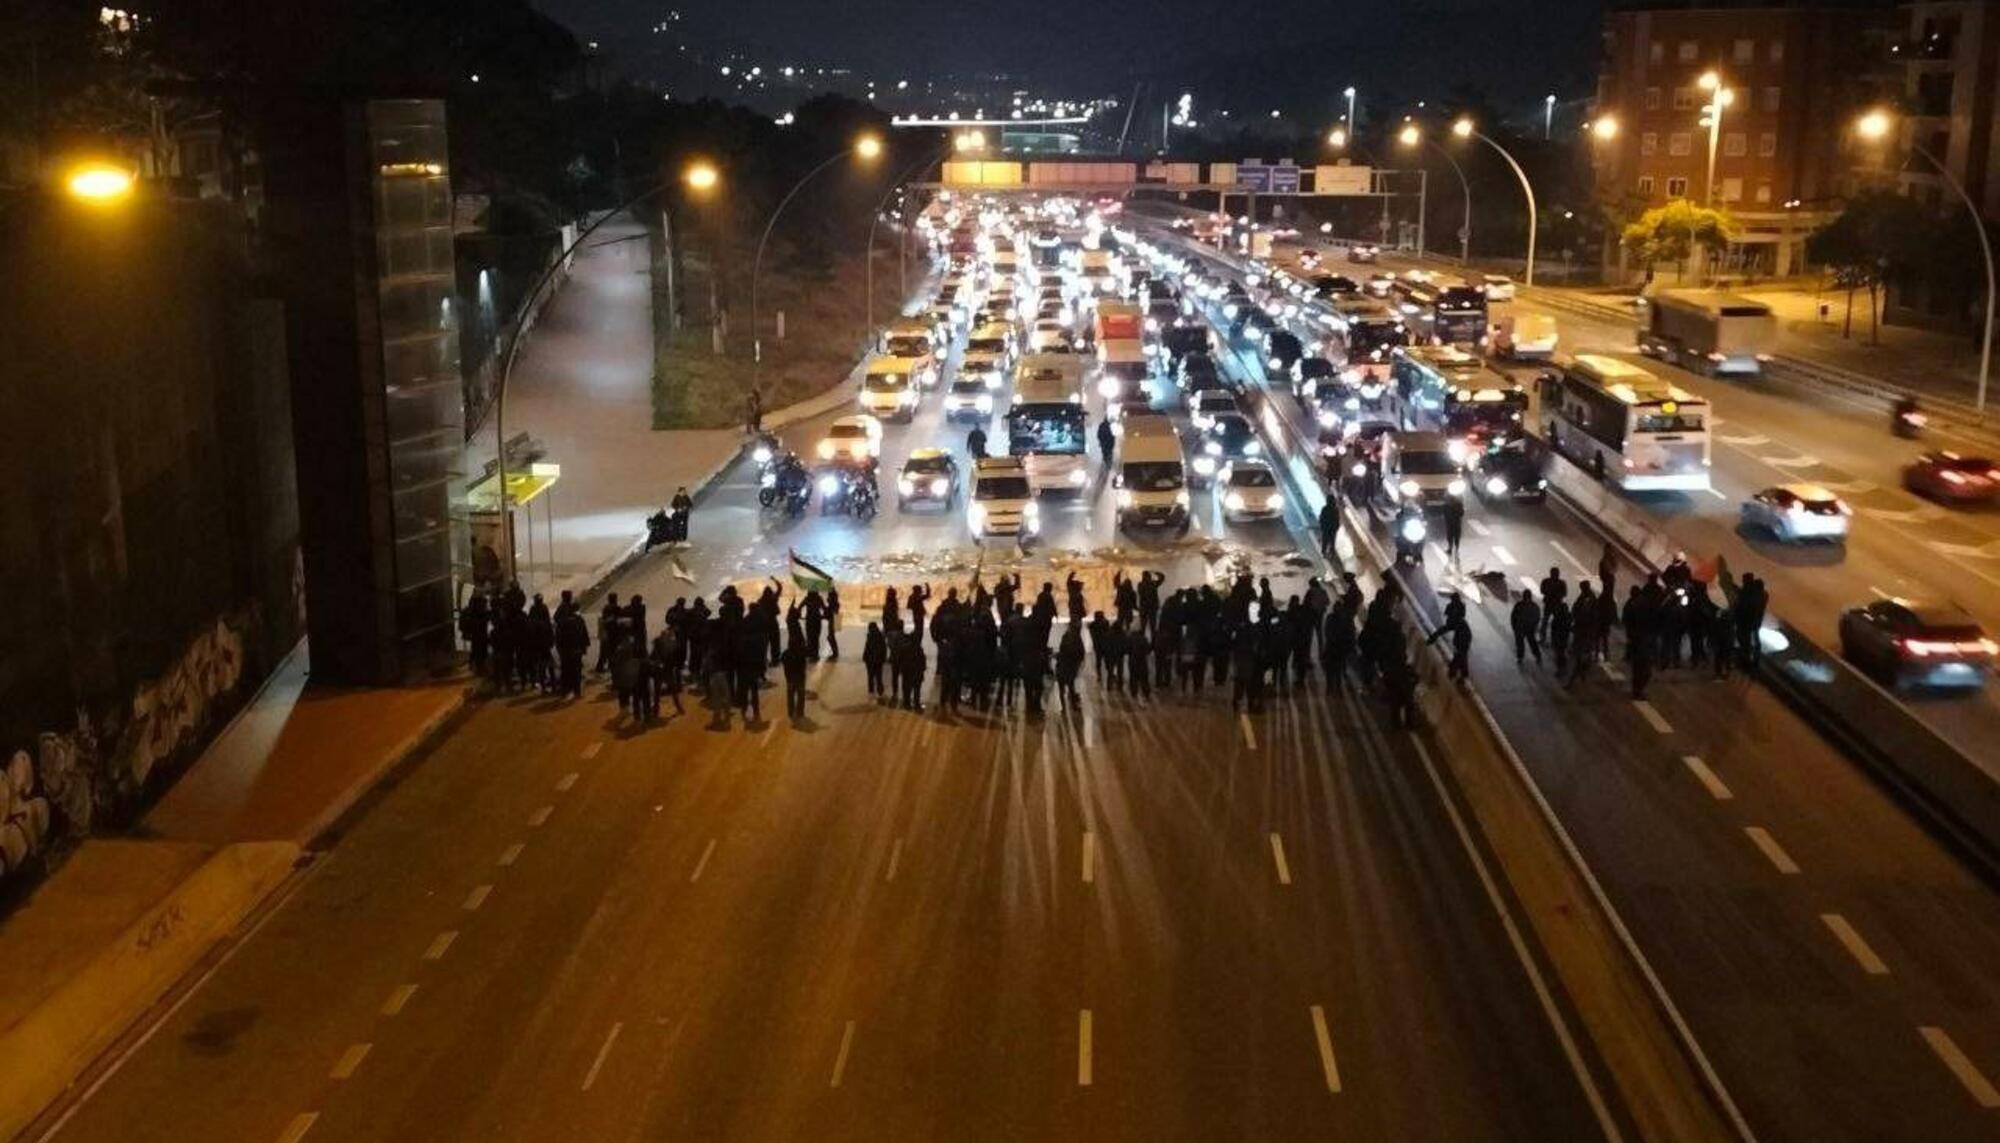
<box><xmin>1453</xmin><ymin>117</ymin><xmax>1539</xmax><ymax>285</ymax></box>
<box><xmin>489</xmin><ymin>160</ymin><xmax>720</xmax><ymax>582</ymax></box>
<box><xmin>866</xmin><ymin>134</ymin><xmax>961</xmax><ymax>333</ymax></box>
<box><xmin>1857</xmin><ymin>108</ymin><xmax>1993</xmax><ymax>413</ymax></box>
<box><xmin>1399</xmin><ymin>124</ymin><xmax>1472</xmax><ymax>265</ymax></box>
<box><xmin>750</xmin><ymin>133</ymin><xmax>883</xmax><ymax>394</ymax></box>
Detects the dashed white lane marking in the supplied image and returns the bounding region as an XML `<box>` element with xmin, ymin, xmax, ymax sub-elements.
<box><xmin>1082</xmin><ymin>832</ymin><xmax>1097</xmax><ymax>884</ymax></box>
<box><xmin>422</xmin><ymin>931</ymin><xmax>457</xmax><ymax>961</ymax></box>
<box><xmin>329</xmin><ymin>1043</ymin><xmax>371</xmax><ymax>1080</ymax></box>
<box><xmin>1744</xmin><ymin>827</ymin><xmax>1801</xmax><ymax>874</ymax></box>
<box><xmin>381</xmin><ymin>984</ymin><xmax>418</xmax><ymax>1017</ymax></box>
<box><xmin>885</xmin><ymin>837</ymin><xmax>904</xmax><ymax>883</ymax></box>
<box><xmin>581</xmin><ymin>741</ymin><xmax>603</xmax><ymax>760</ymax></box>
<box><xmin>276</xmin><ymin>1112</ymin><xmax>319</xmax><ymax>1143</ymax></box>
<box><xmin>1468</xmin><ymin>518</ymin><xmax>1492</xmax><ymax>538</ymax></box>
<box><xmin>1920</xmin><ymin>1026</ymin><xmax>2000</xmax><ymax>1108</ymax></box>
<box><xmin>1633</xmin><ymin>700</ymin><xmax>1673</xmax><ymax>735</ymax></box>
<box><xmin>1600</xmin><ymin>661</ymin><xmax>1625</xmax><ymax>681</ymax></box>
<box><xmin>581</xmin><ymin>1022</ymin><xmax>623</xmax><ymax>1091</ymax></box>
<box><xmin>1549</xmin><ymin>540</ymin><xmax>1592</xmax><ymax>577</ymax></box>
<box><xmin>689</xmin><ymin>839</ymin><xmax>717</xmax><ymax>883</ymax></box>
<box><xmin>1239</xmin><ymin>712</ymin><xmax>1257</xmax><ymax>750</ymax></box>
<box><xmin>527</xmin><ymin>805</ymin><xmax>554</xmax><ymax>828</ymax></box>
<box><xmin>1309</xmin><ymin>1005</ymin><xmax>1344</xmax><ymax>1093</ymax></box>
<box><xmin>1077</xmin><ymin>1010</ymin><xmax>1094</xmax><ymax>1087</ymax></box>
<box><xmin>1269</xmin><ymin>833</ymin><xmax>1293</xmax><ymax>886</ymax></box>
<box><xmin>1681</xmin><ymin>756</ymin><xmax>1734</xmax><ymax>801</ymax></box>
<box><xmin>498</xmin><ymin>843</ymin><xmax>525</xmax><ymax>867</ymax></box>
<box><xmin>555</xmin><ymin>772</ymin><xmax>579</xmax><ymax>792</ymax></box>
<box><xmin>1820</xmin><ymin>914</ymin><xmax>1890</xmax><ymax>976</ymax></box>
<box><xmin>1518</xmin><ymin>574</ymin><xmax>1539</xmax><ymax>593</ymax></box>
<box><xmin>830</xmin><ymin>1020</ymin><xmax>857</xmax><ymax>1088</ymax></box>
<box><xmin>463</xmin><ymin>884</ymin><xmax>493</xmax><ymax>912</ymax></box>
<box><xmin>1491</xmin><ymin>545</ymin><xmax>1518</xmax><ymax>566</ymax></box>
<box><xmin>1705</xmin><ymin>487</ymin><xmax>1730</xmax><ymax>500</ymax></box>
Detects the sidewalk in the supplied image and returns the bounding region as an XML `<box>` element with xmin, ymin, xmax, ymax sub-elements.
<box><xmin>1738</xmin><ymin>282</ymin><xmax>1992</xmax><ymax>403</ymax></box>
<box><xmin>0</xmin><ymin>643</ymin><xmax>468</xmax><ymax>1138</ymax></box>
<box><xmin>471</xmin><ymin>211</ymin><xmax>743</xmax><ymax>602</ymax></box>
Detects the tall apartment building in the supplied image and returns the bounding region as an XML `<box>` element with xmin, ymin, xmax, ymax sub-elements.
<box><xmin>1592</xmin><ymin>1</ymin><xmax>1897</xmax><ymax>276</ymax></box>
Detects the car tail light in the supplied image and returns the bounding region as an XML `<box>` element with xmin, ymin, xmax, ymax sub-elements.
<box><xmin>1902</xmin><ymin>638</ymin><xmax>1998</xmax><ymax>657</ymax></box>
<box><xmin>1941</xmin><ymin>470</ymin><xmax>1968</xmax><ymax>485</ymax></box>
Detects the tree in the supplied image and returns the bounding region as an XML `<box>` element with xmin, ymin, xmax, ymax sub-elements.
<box><xmin>1807</xmin><ymin>191</ymin><xmax>1935</xmax><ymax>343</ymax></box>
<box><xmin>1621</xmin><ymin>199</ymin><xmax>1734</xmax><ymax>282</ymax></box>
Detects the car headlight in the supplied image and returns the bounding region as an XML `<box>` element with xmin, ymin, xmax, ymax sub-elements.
<box><xmin>817</xmin><ymin>440</ymin><xmax>835</xmax><ymax>459</ymax></box>
<box><xmin>1340</xmin><ymin>368</ymin><xmax>1362</xmax><ymax>384</ymax></box>
<box><xmin>1023</xmin><ymin>499</ymin><xmax>1042</xmax><ymax>517</ymax></box>
<box><xmin>930</xmin><ymin>476</ymin><xmax>949</xmax><ymax>496</ymax></box>
<box><xmin>1068</xmin><ymin>468</ymin><xmax>1087</xmax><ymax>485</ymax></box>
<box><xmin>818</xmin><ymin>474</ymin><xmax>839</xmax><ymax>495</ymax></box>
<box><xmin>1268</xmin><ymin>356</ymin><xmax>1284</xmax><ymax>369</ymax></box>
<box><xmin>1194</xmin><ymin>455</ymin><xmax>1217</xmax><ymax>475</ymax></box>
<box><xmin>1486</xmin><ymin>475</ymin><xmax>1508</xmax><ymax>496</ymax></box>
<box><xmin>1266</xmin><ymin>492</ymin><xmax>1284</xmax><ymax>510</ymax></box>
<box><xmin>1243</xmin><ymin>440</ymin><xmax>1261</xmax><ymax>456</ymax></box>
<box><xmin>1145</xmin><ymin>317</ymin><xmax>1159</xmax><ymax>332</ymax></box>
<box><xmin>1351</xmin><ymin>462</ymin><xmax>1367</xmax><ymax>478</ymax></box>
<box><xmin>1398</xmin><ymin>479</ymin><xmax>1420</xmax><ymax>498</ymax></box>
<box><xmin>1117</xmin><ymin>489</ymin><xmax>1133</xmax><ymax>507</ymax></box>
<box><xmin>1224</xmin><ymin>303</ymin><xmax>1239</xmax><ymax>319</ymax></box>
<box><xmin>1360</xmin><ymin>384</ymin><xmax>1382</xmax><ymax>400</ymax></box>
<box><xmin>1204</xmin><ymin>440</ymin><xmax>1222</xmax><ymax>456</ymax></box>
<box><xmin>1224</xmin><ymin>491</ymin><xmax>1247</xmax><ymax>511</ymax></box>
<box><xmin>760</xmin><ymin>472</ymin><xmax>777</xmax><ymax>488</ymax></box>
<box><xmin>1399</xmin><ymin>516</ymin><xmax>1427</xmax><ymax>544</ymax></box>
<box><xmin>1447</xmin><ymin>478</ymin><xmax>1467</xmax><ymax>497</ymax></box>
<box><xmin>1098</xmin><ymin>377</ymin><xmax>1121</xmax><ymax>399</ymax></box>
<box><xmin>1175</xmin><ymin>489</ymin><xmax>1191</xmax><ymax>507</ymax></box>
<box><xmin>1447</xmin><ymin>439</ymin><xmax>1469</xmax><ymax>462</ymax></box>
<box><xmin>1343</xmin><ymin>397</ymin><xmax>1360</xmax><ymax>411</ymax></box>
<box><xmin>753</xmin><ymin>445</ymin><xmax>773</xmax><ymax>465</ymax></box>
<box><xmin>898</xmin><ymin>477</ymin><xmax>916</xmax><ymax>496</ymax></box>
<box><xmin>1246</xmin><ymin>329</ymin><xmax>1265</xmax><ymax>343</ymax></box>
<box><xmin>976</xmin><ymin>394</ymin><xmax>993</xmax><ymax>412</ymax></box>
<box><xmin>968</xmin><ymin>503</ymin><xmax>987</xmax><ymax>529</ymax></box>
<box><xmin>1317</xmin><ymin>410</ymin><xmax>1337</xmax><ymax>429</ymax></box>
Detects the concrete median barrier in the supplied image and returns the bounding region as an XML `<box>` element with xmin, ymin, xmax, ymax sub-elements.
<box><xmin>0</xmin><ymin>838</ymin><xmax>299</xmax><ymax>1139</ymax></box>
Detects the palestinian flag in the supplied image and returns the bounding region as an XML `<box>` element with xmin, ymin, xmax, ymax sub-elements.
<box><xmin>789</xmin><ymin>549</ymin><xmax>835</xmax><ymax>594</ymax></box>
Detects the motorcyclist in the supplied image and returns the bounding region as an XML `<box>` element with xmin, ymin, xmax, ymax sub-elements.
<box><xmin>1893</xmin><ymin>395</ymin><xmax>1924</xmax><ymax>436</ymax></box>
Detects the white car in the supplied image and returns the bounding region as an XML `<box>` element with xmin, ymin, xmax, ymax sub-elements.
<box><xmin>1741</xmin><ymin>484</ymin><xmax>1850</xmax><ymax>543</ymax></box>
<box><xmin>817</xmin><ymin>414</ymin><xmax>883</xmax><ymax>463</ymax></box>
<box><xmin>1481</xmin><ymin>275</ymin><xmax>1517</xmax><ymax>302</ymax></box>
<box><xmin>1188</xmin><ymin>388</ymin><xmax>1238</xmax><ymax>432</ymax></box>
<box><xmin>1029</xmin><ymin>320</ymin><xmax>1075</xmax><ymax>353</ymax></box>
<box><xmin>1217</xmin><ymin>460</ymin><xmax>1284</xmax><ymax>522</ymax></box>
<box><xmin>968</xmin><ymin>457</ymin><xmax>1040</xmax><ymax>539</ymax></box>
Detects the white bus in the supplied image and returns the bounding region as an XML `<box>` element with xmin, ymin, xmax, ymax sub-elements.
<box><xmin>1541</xmin><ymin>354</ymin><xmax>1710</xmax><ymax>492</ymax></box>
<box><xmin>1007</xmin><ymin>354</ymin><xmax>1090</xmax><ymax>493</ymax></box>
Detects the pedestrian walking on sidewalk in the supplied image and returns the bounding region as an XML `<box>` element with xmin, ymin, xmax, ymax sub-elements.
<box><xmin>745</xmin><ymin>388</ymin><xmax>763</xmax><ymax>434</ymax></box>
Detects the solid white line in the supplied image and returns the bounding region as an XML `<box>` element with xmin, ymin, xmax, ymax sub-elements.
<box><xmin>581</xmin><ymin>1022</ymin><xmax>623</xmax><ymax>1092</ymax></box>
<box><xmin>422</xmin><ymin>931</ymin><xmax>457</xmax><ymax>961</ymax></box>
<box><xmin>830</xmin><ymin>1020</ymin><xmax>857</xmax><ymax>1088</ymax></box>
<box><xmin>498</xmin><ymin>843</ymin><xmax>525</xmax><ymax>867</ymax></box>
<box><xmin>463</xmin><ymin>884</ymin><xmax>493</xmax><ymax>912</ymax></box>
<box><xmin>1681</xmin><ymin>756</ymin><xmax>1734</xmax><ymax>801</ymax></box>
<box><xmin>1633</xmin><ymin>700</ymin><xmax>1673</xmax><ymax>735</ymax></box>
<box><xmin>1706</xmin><ymin>487</ymin><xmax>1730</xmax><ymax>500</ymax></box>
<box><xmin>760</xmin><ymin>721</ymin><xmax>779</xmax><ymax>748</ymax></box>
<box><xmin>275</xmin><ymin>1112</ymin><xmax>318</xmax><ymax>1143</ymax></box>
<box><xmin>1820</xmin><ymin>914</ymin><xmax>1890</xmax><ymax>976</ymax></box>
<box><xmin>885</xmin><ymin>837</ymin><xmax>904</xmax><ymax>883</ymax></box>
<box><xmin>1406</xmin><ymin>737</ymin><xmax>1622</xmax><ymax>1139</ymax></box>
<box><xmin>381</xmin><ymin>984</ymin><xmax>418</xmax><ymax>1017</ymax></box>
<box><xmin>1920</xmin><ymin>1026</ymin><xmax>2000</xmax><ymax>1108</ymax></box>
<box><xmin>527</xmin><ymin>804</ymin><xmax>554</xmax><ymax>828</ymax></box>
<box><xmin>1549</xmin><ymin>540</ymin><xmax>1592</xmax><ymax>577</ymax></box>
<box><xmin>1492</xmin><ymin>545</ymin><xmax>1518</xmax><ymax>566</ymax></box>
<box><xmin>1468</xmin><ymin>518</ymin><xmax>1492</xmax><ymax>538</ymax></box>
<box><xmin>690</xmin><ymin>838</ymin><xmax>717</xmax><ymax>883</ymax></box>
<box><xmin>1239</xmin><ymin>712</ymin><xmax>1257</xmax><ymax>750</ymax></box>
<box><xmin>1082</xmin><ymin>831</ymin><xmax>1097</xmax><ymax>884</ymax></box>
<box><xmin>1309</xmin><ymin>1005</ymin><xmax>1343</xmax><ymax>1093</ymax></box>
<box><xmin>1077</xmin><ymin>1010</ymin><xmax>1094</xmax><ymax>1087</ymax></box>
<box><xmin>1269</xmin><ymin>832</ymin><xmax>1293</xmax><ymax>886</ymax></box>
<box><xmin>1744</xmin><ymin>827</ymin><xmax>1801</xmax><ymax>874</ymax></box>
<box><xmin>581</xmin><ymin>741</ymin><xmax>603</xmax><ymax>760</ymax></box>
<box><xmin>329</xmin><ymin>1043</ymin><xmax>370</xmax><ymax>1081</ymax></box>
<box><xmin>555</xmin><ymin>772</ymin><xmax>579</xmax><ymax>792</ymax></box>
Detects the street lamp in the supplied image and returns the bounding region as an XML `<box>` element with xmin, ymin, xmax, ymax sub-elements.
<box><xmin>1326</xmin><ymin>127</ymin><xmax>1347</xmax><ymax>149</ymax></box>
<box><xmin>1856</xmin><ymin>108</ymin><xmax>1994</xmax><ymax>413</ymax></box>
<box><xmin>750</xmin><ymin>133</ymin><xmax>885</xmax><ymax>392</ymax></box>
<box><xmin>868</xmin><ymin>134</ymin><xmax>957</xmax><ymax>332</ymax></box>
<box><xmin>1697</xmin><ymin>71</ymin><xmax>1733</xmax><ymax>207</ymax></box>
<box><xmin>1400</xmin><ymin>123</ymin><xmax>1472</xmax><ymax>265</ymax></box>
<box><xmin>1344</xmin><ymin>86</ymin><xmax>1358</xmax><ymax>131</ymax></box>
<box><xmin>1453</xmin><ymin>117</ymin><xmax>1541</xmax><ymax>285</ymax></box>
<box><xmin>65</xmin><ymin>163</ymin><xmax>136</xmax><ymax>203</ymax></box>
<box><xmin>489</xmin><ymin>159</ymin><xmax>720</xmax><ymax>582</ymax></box>
<box><xmin>1545</xmin><ymin>94</ymin><xmax>1557</xmax><ymax>140</ymax></box>
<box><xmin>1590</xmin><ymin>116</ymin><xmax>1620</xmax><ymax>141</ymax></box>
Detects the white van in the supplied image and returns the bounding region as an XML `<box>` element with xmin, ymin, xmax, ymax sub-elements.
<box><xmin>859</xmin><ymin>356</ymin><xmax>921</xmax><ymax>422</ymax></box>
<box><xmin>1382</xmin><ymin>430</ymin><xmax>1467</xmax><ymax>509</ymax></box>
<box><xmin>1115</xmin><ymin>412</ymin><xmax>1191</xmax><ymax>533</ymax></box>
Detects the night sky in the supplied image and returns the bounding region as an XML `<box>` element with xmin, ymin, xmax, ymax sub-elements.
<box><xmin>538</xmin><ymin>0</ymin><xmax>1606</xmax><ymax>113</ymax></box>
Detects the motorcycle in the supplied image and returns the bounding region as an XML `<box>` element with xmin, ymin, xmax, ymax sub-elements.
<box><xmin>1892</xmin><ymin>403</ymin><xmax>1927</xmax><ymax>439</ymax></box>
<box><xmin>644</xmin><ymin>509</ymin><xmax>674</xmax><ymax>552</ymax></box>
<box><xmin>849</xmin><ymin>478</ymin><xmax>881</xmax><ymax>521</ymax></box>
<box><xmin>783</xmin><ymin>478</ymin><xmax>810</xmax><ymax>518</ymax></box>
<box><xmin>1392</xmin><ymin>506</ymin><xmax>1428</xmax><ymax>568</ymax></box>
<box><xmin>761</xmin><ymin>458</ymin><xmax>807</xmax><ymax>509</ymax></box>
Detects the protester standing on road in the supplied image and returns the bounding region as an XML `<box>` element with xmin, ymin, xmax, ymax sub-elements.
<box><xmin>782</xmin><ymin>636</ymin><xmax>808</xmax><ymax>719</ymax></box>
<box><xmin>802</xmin><ymin>590</ymin><xmax>825</xmax><ymax>662</ymax></box>
<box><xmin>1323</xmin><ymin>596</ymin><xmax>1356</xmax><ymax>689</ymax></box>
<box><xmin>1440</xmin><ymin>496</ymin><xmax>1464</xmax><ymax>565</ymax></box>
<box><xmin>1537</xmin><ymin>568</ymin><xmax>1566</xmax><ymax>640</ymax></box>
<box><xmin>555</xmin><ymin>599</ymin><xmax>590</xmax><ymax>699</ymax></box>
<box><xmin>650</xmin><ymin>625</ymin><xmax>684</xmax><ymax>715</ymax></box>
<box><xmin>595</xmin><ymin>593</ymin><xmax>622</xmax><ymax>673</ymax></box>
<box><xmin>670</xmin><ymin>487</ymin><xmax>694</xmax><ymax>544</ymax></box>
<box><xmin>461</xmin><ymin>594</ymin><xmax>491</xmax><ymax>676</ymax></box>
<box><xmin>1427</xmin><ymin>611</ymin><xmax>1473</xmax><ymax>682</ymax></box>
<box><xmin>1511</xmin><ymin>590</ymin><xmax>1543</xmax><ymax>665</ymax></box>
<box><xmin>1597</xmin><ymin>542</ymin><xmax>1618</xmax><ymax>602</ymax></box>
<box><xmin>1126</xmin><ymin>624</ymin><xmax>1152</xmax><ymax>700</ymax></box>
<box><xmin>1734</xmin><ymin>573</ymin><xmax>1768</xmax><ymax>668</ymax></box>
<box><xmin>897</xmin><ymin>631</ymin><xmax>928</xmax><ymax>711</ymax></box>
<box><xmin>1088</xmin><ymin>611</ymin><xmax>1113</xmax><ymax>685</ymax></box>
<box><xmin>863</xmin><ymin>622</ymin><xmax>887</xmax><ymax>699</ymax></box>
<box><xmin>825</xmin><ymin>586</ymin><xmax>842</xmax><ymax>660</ymax></box>
<box><xmin>1056</xmin><ymin>626</ymin><xmax>1084</xmax><ymax>709</ymax></box>
<box><xmin>1567</xmin><ymin>584</ymin><xmax>1600</xmax><ymax>687</ymax></box>
<box><xmin>1317</xmin><ymin>499</ymin><xmax>1341</xmax><ymax>564</ymax></box>
<box><xmin>1097</xmin><ymin>417</ymin><xmax>1116</xmax><ymax>469</ymax></box>
<box><xmin>1548</xmin><ymin>597</ymin><xmax>1573</xmax><ymax>675</ymax></box>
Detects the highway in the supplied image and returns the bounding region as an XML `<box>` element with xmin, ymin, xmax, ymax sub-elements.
<box><xmin>36</xmin><ymin>263</ymin><xmax>1611</xmax><ymax>1141</ymax></box>
<box><xmin>1149</xmin><ymin>216</ymin><xmax>2000</xmax><ymax>1141</ymax></box>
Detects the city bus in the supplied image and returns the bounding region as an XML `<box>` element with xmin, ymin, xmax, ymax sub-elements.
<box><xmin>1328</xmin><ymin>298</ymin><xmax>1409</xmax><ymax>383</ymax></box>
<box><xmin>1389</xmin><ymin>345</ymin><xmax>1528</xmax><ymax>457</ymax></box>
<box><xmin>1540</xmin><ymin>354</ymin><xmax>1711</xmax><ymax>492</ymax></box>
<box><xmin>1007</xmin><ymin>353</ymin><xmax>1090</xmax><ymax>493</ymax></box>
